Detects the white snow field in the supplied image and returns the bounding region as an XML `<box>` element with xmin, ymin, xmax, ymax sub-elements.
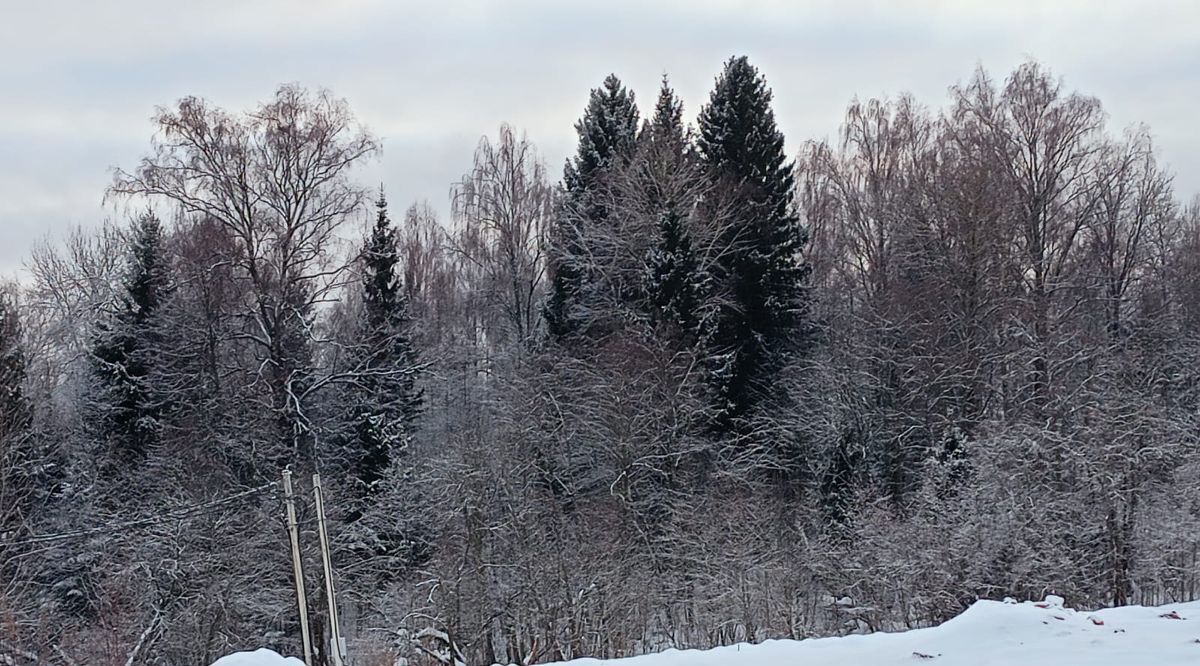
<box><xmin>561</xmin><ymin>596</ymin><xmax>1200</xmax><ymax>666</ymax></box>
<box><xmin>209</xmin><ymin>648</ymin><xmax>305</xmax><ymax>666</ymax></box>
<box><xmin>210</xmin><ymin>597</ymin><xmax>1200</xmax><ymax>666</ymax></box>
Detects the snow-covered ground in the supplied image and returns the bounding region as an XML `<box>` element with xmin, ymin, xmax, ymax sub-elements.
<box><xmin>209</xmin><ymin>649</ymin><xmax>305</xmax><ymax>666</ymax></box>
<box><xmin>562</xmin><ymin>596</ymin><xmax>1200</xmax><ymax>666</ymax></box>
<box><xmin>211</xmin><ymin>597</ymin><xmax>1200</xmax><ymax>666</ymax></box>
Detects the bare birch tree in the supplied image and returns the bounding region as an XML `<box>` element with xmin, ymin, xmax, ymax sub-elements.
<box><xmin>449</xmin><ymin>124</ymin><xmax>554</xmax><ymax>350</ymax></box>
<box><xmin>110</xmin><ymin>84</ymin><xmax>378</xmax><ymax>472</ymax></box>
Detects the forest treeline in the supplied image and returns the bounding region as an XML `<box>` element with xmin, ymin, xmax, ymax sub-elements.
<box><xmin>2</xmin><ymin>56</ymin><xmax>1200</xmax><ymax>666</ymax></box>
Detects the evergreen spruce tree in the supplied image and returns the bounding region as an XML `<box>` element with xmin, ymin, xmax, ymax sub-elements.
<box><xmin>563</xmin><ymin>74</ymin><xmax>641</xmax><ymax>218</ymax></box>
<box><xmin>641</xmin><ymin>77</ymin><xmax>706</xmax><ymax>339</ymax></box>
<box><xmin>646</xmin><ymin>205</ymin><xmax>704</xmax><ymax>338</ymax></box>
<box><xmin>345</xmin><ymin>191</ymin><xmax>423</xmax><ymax>497</ymax></box>
<box><xmin>697</xmin><ymin>56</ymin><xmax>809</xmax><ymax>433</ymax></box>
<box><xmin>639</xmin><ymin>75</ymin><xmax>689</xmax><ymax>173</ymax></box>
<box><xmin>0</xmin><ymin>290</ymin><xmax>35</xmax><ymax>533</ymax></box>
<box><xmin>545</xmin><ymin>74</ymin><xmax>640</xmax><ymax>338</ymax></box>
<box><xmin>90</xmin><ymin>212</ymin><xmax>168</xmax><ymax>470</ymax></box>
<box><xmin>0</xmin><ymin>291</ymin><xmax>28</xmax><ymax>445</ymax></box>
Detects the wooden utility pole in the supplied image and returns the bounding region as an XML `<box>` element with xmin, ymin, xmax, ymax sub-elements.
<box><xmin>313</xmin><ymin>473</ymin><xmax>346</xmax><ymax>666</ymax></box>
<box><xmin>282</xmin><ymin>470</ymin><xmax>314</xmax><ymax>666</ymax></box>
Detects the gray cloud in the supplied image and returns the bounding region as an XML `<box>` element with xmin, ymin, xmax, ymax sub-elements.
<box><xmin>2</xmin><ymin>0</ymin><xmax>1198</xmax><ymax>277</ymax></box>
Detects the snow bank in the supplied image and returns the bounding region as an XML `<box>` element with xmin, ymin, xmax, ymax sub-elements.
<box><xmin>554</xmin><ymin>596</ymin><xmax>1200</xmax><ymax>666</ymax></box>
<box><xmin>209</xmin><ymin>598</ymin><xmax>1200</xmax><ymax>666</ymax></box>
<box><xmin>209</xmin><ymin>648</ymin><xmax>306</xmax><ymax>666</ymax></box>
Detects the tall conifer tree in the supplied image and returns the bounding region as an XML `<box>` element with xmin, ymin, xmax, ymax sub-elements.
<box><xmin>546</xmin><ymin>74</ymin><xmax>640</xmax><ymax>338</ymax></box>
<box><xmin>697</xmin><ymin>56</ymin><xmax>809</xmax><ymax>433</ymax></box>
<box><xmin>642</xmin><ymin>78</ymin><xmax>706</xmax><ymax>338</ymax></box>
<box><xmin>345</xmin><ymin>191</ymin><xmax>423</xmax><ymax>496</ymax></box>
<box><xmin>0</xmin><ymin>290</ymin><xmax>36</xmax><ymax>534</ymax></box>
<box><xmin>639</xmin><ymin>75</ymin><xmax>689</xmax><ymax>173</ymax></box>
<box><xmin>0</xmin><ymin>291</ymin><xmax>28</xmax><ymax>448</ymax></box>
<box><xmin>90</xmin><ymin>212</ymin><xmax>168</xmax><ymax>469</ymax></box>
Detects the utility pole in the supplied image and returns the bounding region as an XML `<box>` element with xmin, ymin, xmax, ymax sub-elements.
<box><xmin>313</xmin><ymin>473</ymin><xmax>346</xmax><ymax>666</ymax></box>
<box><xmin>282</xmin><ymin>470</ymin><xmax>313</xmax><ymax>666</ymax></box>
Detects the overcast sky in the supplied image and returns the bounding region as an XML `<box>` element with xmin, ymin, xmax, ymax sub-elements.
<box><xmin>2</xmin><ymin>0</ymin><xmax>1198</xmax><ymax>277</ymax></box>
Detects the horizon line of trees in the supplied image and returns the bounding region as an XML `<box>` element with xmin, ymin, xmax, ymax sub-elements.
<box><xmin>3</xmin><ymin>55</ymin><xmax>1200</xmax><ymax>666</ymax></box>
